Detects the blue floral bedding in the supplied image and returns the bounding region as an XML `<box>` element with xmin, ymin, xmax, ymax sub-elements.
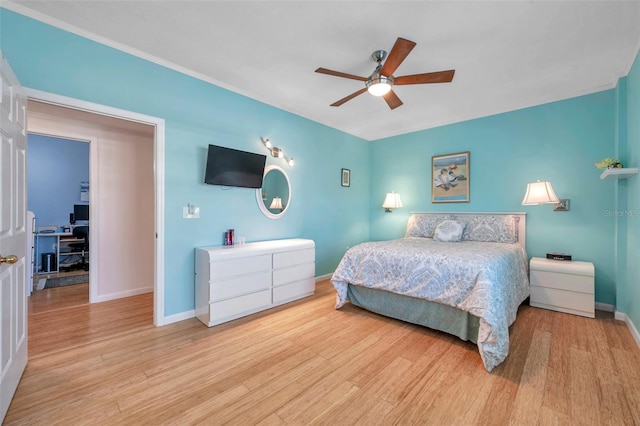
<box><xmin>331</xmin><ymin>237</ymin><xmax>530</xmax><ymax>371</ymax></box>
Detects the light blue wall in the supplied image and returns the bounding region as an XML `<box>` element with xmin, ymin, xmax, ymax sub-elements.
<box><xmin>3</xmin><ymin>7</ymin><xmax>638</xmax><ymax>322</ymax></box>
<box><xmin>27</xmin><ymin>134</ymin><xmax>89</xmax><ymax>226</ymax></box>
<box><xmin>1</xmin><ymin>9</ymin><xmax>371</xmax><ymax>316</ymax></box>
<box><xmin>622</xmin><ymin>49</ymin><xmax>640</xmax><ymax>327</ymax></box>
<box><xmin>370</xmin><ymin>92</ymin><xmax>618</xmax><ymax>304</ymax></box>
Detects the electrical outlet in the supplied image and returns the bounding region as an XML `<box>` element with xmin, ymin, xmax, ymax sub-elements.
<box><xmin>183</xmin><ymin>205</ymin><xmax>200</xmax><ymax>219</ymax></box>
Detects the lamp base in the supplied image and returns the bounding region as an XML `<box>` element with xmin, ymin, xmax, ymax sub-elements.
<box><xmin>553</xmin><ymin>199</ymin><xmax>570</xmax><ymax>211</ymax></box>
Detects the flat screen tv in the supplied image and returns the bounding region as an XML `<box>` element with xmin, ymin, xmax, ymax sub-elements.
<box><xmin>204</xmin><ymin>144</ymin><xmax>267</xmax><ymax>189</ymax></box>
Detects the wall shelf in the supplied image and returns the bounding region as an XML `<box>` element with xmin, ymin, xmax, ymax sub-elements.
<box><xmin>600</xmin><ymin>167</ymin><xmax>639</xmax><ymax>180</ymax></box>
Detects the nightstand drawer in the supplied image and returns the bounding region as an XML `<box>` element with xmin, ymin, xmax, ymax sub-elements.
<box><xmin>530</xmin><ymin>270</ymin><xmax>593</xmax><ymax>294</ymax></box>
<box><xmin>530</xmin><ymin>285</ymin><xmax>594</xmax><ymax>317</ymax></box>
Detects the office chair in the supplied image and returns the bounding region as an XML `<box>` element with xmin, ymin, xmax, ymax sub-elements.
<box><xmin>71</xmin><ymin>226</ymin><xmax>89</xmax><ymax>271</ymax></box>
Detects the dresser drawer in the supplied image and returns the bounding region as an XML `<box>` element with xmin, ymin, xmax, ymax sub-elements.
<box><xmin>209</xmin><ymin>289</ymin><xmax>272</xmax><ymax>324</ymax></box>
<box><xmin>273</xmin><ymin>263</ymin><xmax>315</xmax><ymax>287</ymax></box>
<box><xmin>273</xmin><ymin>278</ymin><xmax>315</xmax><ymax>304</ymax></box>
<box><xmin>273</xmin><ymin>248</ymin><xmax>315</xmax><ymax>268</ymax></box>
<box><xmin>210</xmin><ymin>271</ymin><xmax>271</xmax><ymax>302</ymax></box>
<box><xmin>210</xmin><ymin>254</ymin><xmax>271</xmax><ymax>280</ymax></box>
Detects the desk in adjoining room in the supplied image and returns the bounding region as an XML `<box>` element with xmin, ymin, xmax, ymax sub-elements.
<box><xmin>35</xmin><ymin>230</ymin><xmax>89</xmax><ymax>274</ymax></box>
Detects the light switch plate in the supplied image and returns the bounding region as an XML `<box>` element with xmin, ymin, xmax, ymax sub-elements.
<box><xmin>183</xmin><ymin>205</ymin><xmax>200</xmax><ymax>219</ymax></box>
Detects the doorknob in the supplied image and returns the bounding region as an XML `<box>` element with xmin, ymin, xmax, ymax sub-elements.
<box><xmin>0</xmin><ymin>254</ymin><xmax>18</xmax><ymax>265</ymax></box>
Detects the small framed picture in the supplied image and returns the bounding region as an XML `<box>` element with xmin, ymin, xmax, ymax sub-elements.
<box><xmin>432</xmin><ymin>151</ymin><xmax>470</xmax><ymax>203</ymax></box>
<box><xmin>341</xmin><ymin>168</ymin><xmax>351</xmax><ymax>187</ymax></box>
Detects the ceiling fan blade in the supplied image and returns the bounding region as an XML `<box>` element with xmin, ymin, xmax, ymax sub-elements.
<box><xmin>383</xmin><ymin>90</ymin><xmax>403</xmax><ymax>110</ymax></box>
<box><xmin>315</xmin><ymin>67</ymin><xmax>368</xmax><ymax>81</ymax></box>
<box><xmin>394</xmin><ymin>70</ymin><xmax>455</xmax><ymax>85</ymax></box>
<box><xmin>330</xmin><ymin>88</ymin><xmax>368</xmax><ymax>107</ymax></box>
<box><xmin>380</xmin><ymin>37</ymin><xmax>416</xmax><ymax>77</ymax></box>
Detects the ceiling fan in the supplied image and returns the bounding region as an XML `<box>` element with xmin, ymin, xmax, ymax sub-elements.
<box><xmin>315</xmin><ymin>37</ymin><xmax>455</xmax><ymax>110</ymax></box>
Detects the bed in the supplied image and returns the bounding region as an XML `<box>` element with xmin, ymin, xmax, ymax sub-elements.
<box><xmin>330</xmin><ymin>212</ymin><xmax>529</xmax><ymax>371</ymax></box>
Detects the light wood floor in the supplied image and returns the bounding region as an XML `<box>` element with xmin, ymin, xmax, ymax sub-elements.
<box><xmin>6</xmin><ymin>281</ymin><xmax>640</xmax><ymax>425</ymax></box>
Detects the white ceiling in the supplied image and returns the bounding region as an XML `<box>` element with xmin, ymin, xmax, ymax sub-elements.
<box><xmin>7</xmin><ymin>1</ymin><xmax>640</xmax><ymax>141</ymax></box>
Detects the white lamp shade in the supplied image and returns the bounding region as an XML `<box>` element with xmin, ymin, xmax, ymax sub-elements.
<box><xmin>382</xmin><ymin>192</ymin><xmax>403</xmax><ymax>209</ymax></box>
<box><xmin>522</xmin><ymin>181</ymin><xmax>560</xmax><ymax>205</ymax></box>
<box><xmin>269</xmin><ymin>197</ymin><xmax>283</xmax><ymax>210</ymax></box>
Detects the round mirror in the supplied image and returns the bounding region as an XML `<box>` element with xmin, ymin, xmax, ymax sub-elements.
<box><xmin>256</xmin><ymin>165</ymin><xmax>291</xmax><ymax>219</ymax></box>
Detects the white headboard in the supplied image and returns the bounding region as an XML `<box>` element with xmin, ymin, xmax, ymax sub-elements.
<box><xmin>409</xmin><ymin>211</ymin><xmax>527</xmax><ymax>249</ymax></box>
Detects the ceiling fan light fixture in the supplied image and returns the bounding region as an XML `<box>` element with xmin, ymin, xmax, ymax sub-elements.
<box><xmin>366</xmin><ymin>76</ymin><xmax>392</xmax><ymax>96</ymax></box>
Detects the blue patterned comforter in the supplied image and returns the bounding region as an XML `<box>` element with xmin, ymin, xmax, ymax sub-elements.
<box><xmin>331</xmin><ymin>237</ymin><xmax>530</xmax><ymax>371</ymax></box>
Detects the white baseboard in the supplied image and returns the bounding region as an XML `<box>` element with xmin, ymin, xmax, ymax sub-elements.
<box><xmin>315</xmin><ymin>273</ymin><xmax>333</xmax><ymax>282</ymax></box>
<box><xmin>159</xmin><ymin>309</ymin><xmax>195</xmax><ymax>326</ymax></box>
<box><xmin>615</xmin><ymin>311</ymin><xmax>640</xmax><ymax>348</ymax></box>
<box><xmin>595</xmin><ymin>302</ymin><xmax>615</xmax><ymax>312</ymax></box>
<box><xmin>94</xmin><ymin>286</ymin><xmax>153</xmax><ymax>303</ymax></box>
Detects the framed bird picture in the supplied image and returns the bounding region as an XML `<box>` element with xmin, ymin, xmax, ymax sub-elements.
<box><xmin>432</xmin><ymin>151</ymin><xmax>470</xmax><ymax>203</ymax></box>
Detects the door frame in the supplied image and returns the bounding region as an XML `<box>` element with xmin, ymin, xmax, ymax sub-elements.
<box><xmin>26</xmin><ymin>88</ymin><xmax>167</xmax><ymax>326</ymax></box>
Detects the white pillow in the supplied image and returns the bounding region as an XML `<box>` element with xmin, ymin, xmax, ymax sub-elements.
<box><xmin>433</xmin><ymin>220</ymin><xmax>465</xmax><ymax>242</ymax></box>
<box><xmin>405</xmin><ymin>213</ymin><xmax>452</xmax><ymax>238</ymax></box>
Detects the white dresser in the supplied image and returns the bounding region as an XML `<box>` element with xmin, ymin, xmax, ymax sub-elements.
<box><xmin>195</xmin><ymin>238</ymin><xmax>315</xmax><ymax>327</ymax></box>
<box><xmin>529</xmin><ymin>257</ymin><xmax>595</xmax><ymax>318</ymax></box>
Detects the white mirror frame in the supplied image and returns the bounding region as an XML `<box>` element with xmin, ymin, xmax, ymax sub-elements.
<box><xmin>256</xmin><ymin>165</ymin><xmax>291</xmax><ymax>219</ymax></box>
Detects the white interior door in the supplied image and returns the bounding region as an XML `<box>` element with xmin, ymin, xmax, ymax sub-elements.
<box><xmin>0</xmin><ymin>54</ymin><xmax>28</xmax><ymax>421</ymax></box>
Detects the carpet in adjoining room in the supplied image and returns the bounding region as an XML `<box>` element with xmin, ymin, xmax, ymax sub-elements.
<box><xmin>41</xmin><ymin>274</ymin><xmax>89</xmax><ymax>289</ymax></box>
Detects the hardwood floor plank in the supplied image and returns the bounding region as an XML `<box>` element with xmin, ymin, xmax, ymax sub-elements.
<box><xmin>279</xmin><ymin>380</ymin><xmax>361</xmax><ymax>424</ymax></box>
<box><xmin>570</xmin><ymin>348</ymin><xmax>602</xmax><ymax>424</ymax></box>
<box><xmin>274</xmin><ymin>372</ymin><xmax>358</xmax><ymax>423</ymax></box>
<box><xmin>29</xmin><ymin>282</ymin><xmax>89</xmax><ymax>314</ymax></box>
<box><xmin>4</xmin><ymin>280</ymin><xmax>640</xmax><ymax>425</ymax></box>
<box><xmin>508</xmin><ymin>329</ymin><xmax>552</xmax><ymax>424</ymax></box>
<box><xmin>384</xmin><ymin>344</ymin><xmax>466</xmax><ymax>424</ymax></box>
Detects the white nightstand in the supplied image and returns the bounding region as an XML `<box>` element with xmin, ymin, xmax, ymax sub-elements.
<box><xmin>529</xmin><ymin>257</ymin><xmax>595</xmax><ymax>318</ymax></box>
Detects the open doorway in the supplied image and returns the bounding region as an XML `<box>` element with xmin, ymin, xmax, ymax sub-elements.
<box><xmin>27</xmin><ymin>99</ymin><xmax>157</xmax><ymax>314</ymax></box>
<box><xmin>27</xmin><ymin>134</ymin><xmax>91</xmax><ymax>311</ymax></box>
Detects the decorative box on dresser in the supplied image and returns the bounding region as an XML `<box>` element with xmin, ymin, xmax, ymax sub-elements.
<box><xmin>529</xmin><ymin>257</ymin><xmax>595</xmax><ymax>318</ymax></box>
<box><xmin>195</xmin><ymin>238</ymin><xmax>315</xmax><ymax>327</ymax></box>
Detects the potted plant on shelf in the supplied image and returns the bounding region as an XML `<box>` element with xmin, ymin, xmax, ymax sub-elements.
<box><xmin>595</xmin><ymin>157</ymin><xmax>623</xmax><ymax>169</ymax></box>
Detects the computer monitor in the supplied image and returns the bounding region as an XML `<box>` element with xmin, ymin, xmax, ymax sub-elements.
<box><xmin>73</xmin><ymin>204</ymin><xmax>89</xmax><ymax>221</ymax></box>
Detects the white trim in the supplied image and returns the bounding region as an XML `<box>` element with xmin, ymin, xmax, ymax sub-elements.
<box><xmin>614</xmin><ymin>311</ymin><xmax>640</xmax><ymax>348</ymax></box>
<box><xmin>95</xmin><ymin>287</ymin><xmax>153</xmax><ymax>303</ymax></box>
<box><xmin>154</xmin><ymin>120</ymin><xmax>166</xmax><ymax>326</ymax></box>
<box><xmin>25</xmin><ymin>88</ymin><xmax>167</xmax><ymax>327</ymax></box>
<box><xmin>595</xmin><ymin>302</ymin><xmax>615</xmax><ymax>313</ymax></box>
<box><xmin>89</xmin><ymin>136</ymin><xmax>99</xmax><ymax>303</ymax></box>
<box><xmin>163</xmin><ymin>309</ymin><xmax>196</xmax><ymax>325</ymax></box>
<box><xmin>315</xmin><ymin>273</ymin><xmax>333</xmax><ymax>282</ymax></box>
